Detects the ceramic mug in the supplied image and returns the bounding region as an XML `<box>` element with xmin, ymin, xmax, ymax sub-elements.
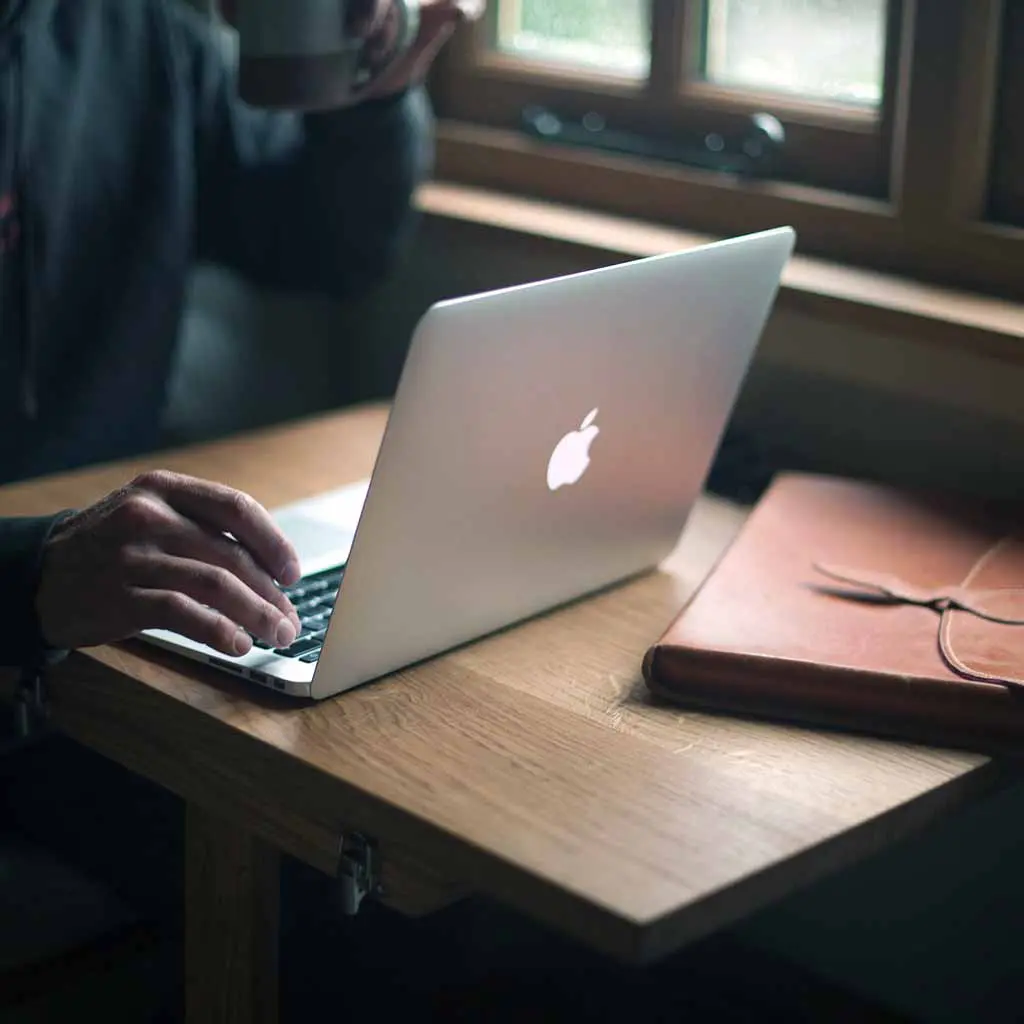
<box><xmin>235</xmin><ymin>0</ymin><xmax>420</xmax><ymax>110</ymax></box>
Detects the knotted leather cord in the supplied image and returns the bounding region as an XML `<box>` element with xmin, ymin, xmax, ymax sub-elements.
<box><xmin>813</xmin><ymin>537</ymin><xmax>1024</xmax><ymax>690</ymax></box>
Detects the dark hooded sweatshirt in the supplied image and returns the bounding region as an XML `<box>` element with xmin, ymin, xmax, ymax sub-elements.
<box><xmin>0</xmin><ymin>0</ymin><xmax>432</xmax><ymax>669</ymax></box>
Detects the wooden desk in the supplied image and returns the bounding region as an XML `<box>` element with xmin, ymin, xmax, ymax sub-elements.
<box><xmin>0</xmin><ymin>404</ymin><xmax>1004</xmax><ymax>1022</ymax></box>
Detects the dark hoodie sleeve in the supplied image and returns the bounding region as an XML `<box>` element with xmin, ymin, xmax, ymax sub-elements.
<box><xmin>175</xmin><ymin>7</ymin><xmax>434</xmax><ymax>297</ymax></box>
<box><xmin>0</xmin><ymin>514</ymin><xmax>71</xmax><ymax>670</ymax></box>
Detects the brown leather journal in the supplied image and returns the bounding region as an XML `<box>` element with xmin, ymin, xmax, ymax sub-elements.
<box><xmin>643</xmin><ymin>473</ymin><xmax>1024</xmax><ymax>751</ymax></box>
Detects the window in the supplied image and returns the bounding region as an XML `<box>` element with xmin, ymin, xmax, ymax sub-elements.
<box><xmin>497</xmin><ymin>0</ymin><xmax>651</xmax><ymax>79</ymax></box>
<box><xmin>434</xmin><ymin>0</ymin><xmax>901</xmax><ymax>196</ymax></box>
<box><xmin>700</xmin><ymin>0</ymin><xmax>887</xmax><ymax>107</ymax></box>
<box><xmin>430</xmin><ymin>1</ymin><xmax>1024</xmax><ymax>302</ymax></box>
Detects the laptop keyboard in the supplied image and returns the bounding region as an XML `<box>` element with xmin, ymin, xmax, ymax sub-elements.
<box><xmin>252</xmin><ymin>565</ymin><xmax>345</xmax><ymax>664</ymax></box>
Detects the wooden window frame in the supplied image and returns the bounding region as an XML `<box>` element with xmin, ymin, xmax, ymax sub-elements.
<box><xmin>436</xmin><ymin>0</ymin><xmax>902</xmax><ymax>196</ymax></box>
<box><xmin>429</xmin><ymin>0</ymin><xmax>1024</xmax><ymax>303</ymax></box>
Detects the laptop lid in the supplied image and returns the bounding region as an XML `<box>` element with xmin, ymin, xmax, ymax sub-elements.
<box><xmin>313</xmin><ymin>227</ymin><xmax>795</xmax><ymax>698</ymax></box>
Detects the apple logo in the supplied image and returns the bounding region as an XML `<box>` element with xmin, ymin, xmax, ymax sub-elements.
<box><xmin>547</xmin><ymin>408</ymin><xmax>600</xmax><ymax>492</ymax></box>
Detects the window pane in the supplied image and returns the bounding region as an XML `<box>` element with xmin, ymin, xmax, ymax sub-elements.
<box><xmin>703</xmin><ymin>0</ymin><xmax>888</xmax><ymax>108</ymax></box>
<box><xmin>496</xmin><ymin>0</ymin><xmax>650</xmax><ymax>79</ymax></box>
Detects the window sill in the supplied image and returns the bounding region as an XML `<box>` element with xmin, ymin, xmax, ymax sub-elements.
<box><xmin>415</xmin><ymin>180</ymin><xmax>1024</xmax><ymax>365</ymax></box>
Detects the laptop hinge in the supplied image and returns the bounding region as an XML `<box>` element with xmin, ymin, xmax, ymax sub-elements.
<box><xmin>336</xmin><ymin>832</ymin><xmax>382</xmax><ymax>915</ymax></box>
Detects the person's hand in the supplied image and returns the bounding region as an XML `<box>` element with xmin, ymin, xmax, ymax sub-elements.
<box><xmin>36</xmin><ymin>471</ymin><xmax>303</xmax><ymax>657</ymax></box>
<box><xmin>354</xmin><ymin>0</ymin><xmax>486</xmax><ymax>101</ymax></box>
<box><xmin>219</xmin><ymin>2</ymin><xmax>484</xmax><ymax>101</ymax></box>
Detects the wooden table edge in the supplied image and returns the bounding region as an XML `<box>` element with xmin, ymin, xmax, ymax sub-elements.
<box><xmin>7</xmin><ymin>645</ymin><xmax>1010</xmax><ymax>966</ymax></box>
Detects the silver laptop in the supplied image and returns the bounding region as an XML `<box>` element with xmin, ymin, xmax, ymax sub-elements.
<box><xmin>144</xmin><ymin>227</ymin><xmax>795</xmax><ymax>699</ymax></box>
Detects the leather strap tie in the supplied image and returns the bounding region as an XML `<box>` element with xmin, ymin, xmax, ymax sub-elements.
<box><xmin>812</xmin><ymin>537</ymin><xmax>1024</xmax><ymax>690</ymax></box>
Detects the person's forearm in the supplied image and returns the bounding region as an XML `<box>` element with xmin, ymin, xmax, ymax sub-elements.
<box><xmin>294</xmin><ymin>85</ymin><xmax>434</xmax><ymax>294</ymax></box>
<box><xmin>195</xmin><ymin>84</ymin><xmax>433</xmax><ymax>297</ymax></box>
<box><xmin>185</xmin><ymin>0</ymin><xmax>436</xmax><ymax>299</ymax></box>
<box><xmin>0</xmin><ymin>515</ymin><xmax>71</xmax><ymax>669</ymax></box>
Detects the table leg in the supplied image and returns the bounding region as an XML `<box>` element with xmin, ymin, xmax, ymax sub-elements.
<box><xmin>185</xmin><ymin>804</ymin><xmax>280</xmax><ymax>1024</ymax></box>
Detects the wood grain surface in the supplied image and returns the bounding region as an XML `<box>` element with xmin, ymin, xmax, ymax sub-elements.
<box><xmin>0</xmin><ymin>403</ymin><xmax>1004</xmax><ymax>962</ymax></box>
<box><xmin>185</xmin><ymin>805</ymin><xmax>279</xmax><ymax>1024</ymax></box>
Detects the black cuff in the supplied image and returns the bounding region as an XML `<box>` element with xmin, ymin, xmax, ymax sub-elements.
<box><xmin>0</xmin><ymin>511</ymin><xmax>75</xmax><ymax>671</ymax></box>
